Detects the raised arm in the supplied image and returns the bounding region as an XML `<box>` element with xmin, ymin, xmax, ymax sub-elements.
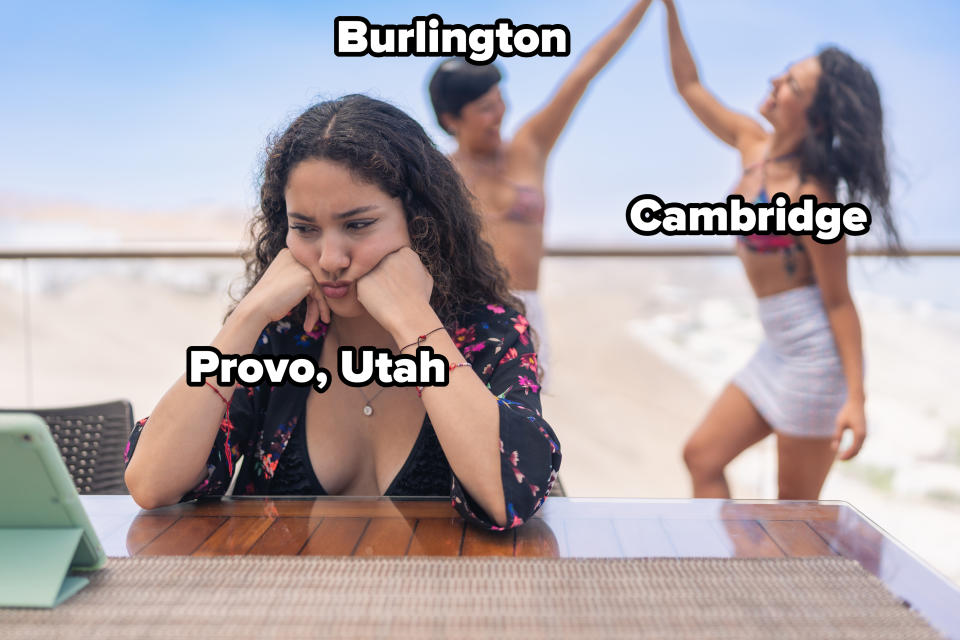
<box><xmin>514</xmin><ymin>0</ymin><xmax>653</xmax><ymax>162</ymax></box>
<box><xmin>661</xmin><ymin>0</ymin><xmax>765</xmax><ymax>150</ymax></box>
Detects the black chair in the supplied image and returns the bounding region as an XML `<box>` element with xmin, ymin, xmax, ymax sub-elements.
<box><xmin>0</xmin><ymin>399</ymin><xmax>133</xmax><ymax>494</ymax></box>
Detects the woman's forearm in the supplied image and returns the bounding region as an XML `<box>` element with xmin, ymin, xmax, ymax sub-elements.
<box><xmin>662</xmin><ymin>0</ymin><xmax>700</xmax><ymax>92</ymax></box>
<box><xmin>825</xmin><ymin>301</ymin><xmax>866</xmax><ymax>402</ymax></box>
<box><xmin>518</xmin><ymin>0</ymin><xmax>652</xmax><ymax>157</ymax></box>
<box><xmin>390</xmin><ymin>308</ymin><xmax>507</xmax><ymax>527</ymax></box>
<box><xmin>124</xmin><ymin>302</ymin><xmax>267</xmax><ymax>509</ymax></box>
<box><xmin>574</xmin><ymin>0</ymin><xmax>653</xmax><ymax>82</ymax></box>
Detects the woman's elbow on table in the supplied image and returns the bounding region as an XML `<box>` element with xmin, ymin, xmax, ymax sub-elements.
<box><xmin>128</xmin><ymin>490</ymin><xmax>172</xmax><ymax>511</ymax></box>
<box><xmin>125</xmin><ymin>469</ymin><xmax>169</xmax><ymax>510</ymax></box>
<box><xmin>125</xmin><ymin>467</ymin><xmax>169</xmax><ymax>510</ymax></box>
<box><xmin>124</xmin><ymin>458</ymin><xmax>195</xmax><ymax>510</ymax></box>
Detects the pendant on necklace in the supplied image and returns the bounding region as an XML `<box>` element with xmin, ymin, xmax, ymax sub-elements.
<box><xmin>362</xmin><ymin>404</ymin><xmax>374</xmax><ymax>417</ymax></box>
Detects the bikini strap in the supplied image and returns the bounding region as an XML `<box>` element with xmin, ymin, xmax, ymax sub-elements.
<box><xmin>747</xmin><ymin>149</ymin><xmax>802</xmax><ymax>194</ymax></box>
<box><xmin>743</xmin><ymin>149</ymin><xmax>801</xmax><ymax>174</ymax></box>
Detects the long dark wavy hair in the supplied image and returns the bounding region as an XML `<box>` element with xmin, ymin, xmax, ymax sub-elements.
<box><xmin>800</xmin><ymin>46</ymin><xmax>903</xmax><ymax>253</ymax></box>
<box><xmin>236</xmin><ymin>94</ymin><xmax>521</xmax><ymax>328</ymax></box>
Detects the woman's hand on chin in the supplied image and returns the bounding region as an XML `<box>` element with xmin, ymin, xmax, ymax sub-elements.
<box><xmin>356</xmin><ymin>246</ymin><xmax>436</xmax><ymax>339</ymax></box>
<box><xmin>238</xmin><ymin>248</ymin><xmax>330</xmax><ymax>332</ymax></box>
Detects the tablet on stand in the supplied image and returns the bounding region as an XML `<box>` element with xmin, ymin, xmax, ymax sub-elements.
<box><xmin>0</xmin><ymin>412</ymin><xmax>107</xmax><ymax>608</ymax></box>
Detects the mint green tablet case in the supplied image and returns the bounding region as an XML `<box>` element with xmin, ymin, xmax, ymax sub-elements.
<box><xmin>0</xmin><ymin>412</ymin><xmax>107</xmax><ymax>608</ymax></box>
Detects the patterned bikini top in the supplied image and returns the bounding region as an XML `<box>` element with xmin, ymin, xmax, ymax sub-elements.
<box><xmin>504</xmin><ymin>183</ymin><xmax>546</xmax><ymax>224</ymax></box>
<box><xmin>736</xmin><ymin>152</ymin><xmax>802</xmax><ymax>254</ymax></box>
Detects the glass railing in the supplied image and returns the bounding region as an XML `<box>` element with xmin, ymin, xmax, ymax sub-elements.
<box><xmin>2</xmin><ymin>247</ymin><xmax>958</xmax><ymax>585</ymax></box>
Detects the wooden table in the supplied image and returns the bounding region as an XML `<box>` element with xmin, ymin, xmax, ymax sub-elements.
<box><xmin>81</xmin><ymin>496</ymin><xmax>960</xmax><ymax>639</ymax></box>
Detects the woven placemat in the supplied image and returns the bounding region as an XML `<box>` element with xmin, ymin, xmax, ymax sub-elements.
<box><xmin>1</xmin><ymin>556</ymin><xmax>943</xmax><ymax>639</ymax></box>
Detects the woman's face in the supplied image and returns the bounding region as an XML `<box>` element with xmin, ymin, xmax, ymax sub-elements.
<box><xmin>284</xmin><ymin>158</ymin><xmax>411</xmax><ymax>319</ymax></box>
<box><xmin>759</xmin><ymin>56</ymin><xmax>821</xmax><ymax>134</ymax></box>
<box><xmin>447</xmin><ymin>85</ymin><xmax>505</xmax><ymax>152</ymax></box>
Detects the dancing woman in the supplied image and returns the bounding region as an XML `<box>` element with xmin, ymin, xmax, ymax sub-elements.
<box><xmin>660</xmin><ymin>0</ymin><xmax>901</xmax><ymax>499</ymax></box>
<box><xmin>428</xmin><ymin>0</ymin><xmax>654</xmax><ymax>382</ymax></box>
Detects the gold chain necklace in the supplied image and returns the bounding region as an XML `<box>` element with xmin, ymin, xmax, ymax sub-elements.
<box><xmin>330</xmin><ymin>322</ymin><xmax>387</xmax><ymax>417</ymax></box>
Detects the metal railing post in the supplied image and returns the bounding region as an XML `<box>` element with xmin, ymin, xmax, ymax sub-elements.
<box><xmin>21</xmin><ymin>258</ymin><xmax>34</xmax><ymax>406</ymax></box>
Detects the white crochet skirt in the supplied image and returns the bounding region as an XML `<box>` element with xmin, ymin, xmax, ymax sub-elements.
<box><xmin>732</xmin><ymin>285</ymin><xmax>848</xmax><ymax>438</ymax></box>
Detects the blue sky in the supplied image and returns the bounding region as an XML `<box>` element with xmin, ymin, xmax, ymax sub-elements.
<box><xmin>1</xmin><ymin>1</ymin><xmax>958</xmax><ymax>246</ymax></box>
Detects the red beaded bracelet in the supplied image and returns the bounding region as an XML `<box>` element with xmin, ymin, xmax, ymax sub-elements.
<box><xmin>400</xmin><ymin>326</ymin><xmax>445</xmax><ymax>353</ymax></box>
<box><xmin>205</xmin><ymin>381</ymin><xmax>236</xmax><ymax>476</ymax></box>
<box><xmin>205</xmin><ymin>380</ymin><xmax>231</xmax><ymax>407</ymax></box>
<box><xmin>416</xmin><ymin>362</ymin><xmax>471</xmax><ymax>397</ymax></box>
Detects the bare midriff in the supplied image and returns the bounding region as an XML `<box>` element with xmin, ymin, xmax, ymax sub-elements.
<box><xmin>736</xmin><ymin>244</ymin><xmax>815</xmax><ymax>298</ymax></box>
<box><xmin>481</xmin><ymin>218</ymin><xmax>544</xmax><ymax>290</ymax></box>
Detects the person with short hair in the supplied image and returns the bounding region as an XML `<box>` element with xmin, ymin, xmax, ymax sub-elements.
<box><xmin>427</xmin><ymin>1</ymin><xmax>654</xmax><ymax>387</ymax></box>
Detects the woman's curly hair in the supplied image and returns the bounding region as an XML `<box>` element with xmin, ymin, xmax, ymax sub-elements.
<box><xmin>236</xmin><ymin>94</ymin><xmax>522</xmax><ymax>327</ymax></box>
<box><xmin>801</xmin><ymin>47</ymin><xmax>903</xmax><ymax>254</ymax></box>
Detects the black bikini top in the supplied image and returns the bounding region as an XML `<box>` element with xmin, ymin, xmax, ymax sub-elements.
<box><xmin>268</xmin><ymin>400</ymin><xmax>452</xmax><ymax>497</ymax></box>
